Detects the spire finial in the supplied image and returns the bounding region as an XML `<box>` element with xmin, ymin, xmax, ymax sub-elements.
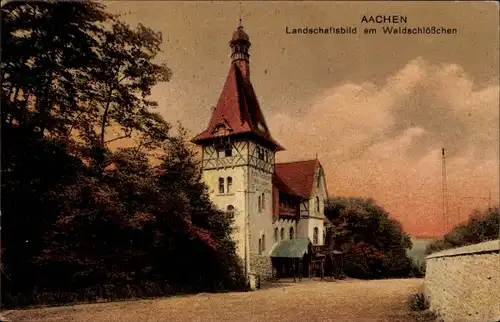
<box><xmin>238</xmin><ymin>1</ymin><xmax>242</xmax><ymax>27</ymax></box>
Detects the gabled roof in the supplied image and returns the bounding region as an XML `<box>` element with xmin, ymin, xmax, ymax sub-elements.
<box><xmin>192</xmin><ymin>63</ymin><xmax>284</xmax><ymax>151</ymax></box>
<box><xmin>275</xmin><ymin>159</ymin><xmax>322</xmax><ymax>199</ymax></box>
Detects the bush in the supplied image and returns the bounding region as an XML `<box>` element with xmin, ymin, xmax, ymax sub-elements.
<box><xmin>408</xmin><ymin>292</ymin><xmax>430</xmax><ymax>311</ymax></box>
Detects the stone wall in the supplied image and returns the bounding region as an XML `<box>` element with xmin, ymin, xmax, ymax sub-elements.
<box><xmin>424</xmin><ymin>240</ymin><xmax>500</xmax><ymax>322</ymax></box>
<box><xmin>249</xmin><ymin>253</ymin><xmax>274</xmax><ymax>280</ymax></box>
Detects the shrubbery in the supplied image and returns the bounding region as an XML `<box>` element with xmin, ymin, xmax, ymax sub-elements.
<box><xmin>425</xmin><ymin>207</ymin><xmax>499</xmax><ymax>255</ymax></box>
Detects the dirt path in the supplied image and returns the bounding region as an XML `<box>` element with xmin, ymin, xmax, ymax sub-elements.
<box><xmin>2</xmin><ymin>278</ymin><xmax>425</xmax><ymax>322</ymax></box>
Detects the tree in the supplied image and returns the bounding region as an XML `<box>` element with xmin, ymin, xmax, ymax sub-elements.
<box><xmin>425</xmin><ymin>207</ymin><xmax>499</xmax><ymax>255</ymax></box>
<box><xmin>325</xmin><ymin>197</ymin><xmax>415</xmax><ymax>279</ymax></box>
<box><xmin>1</xmin><ymin>1</ymin><xmax>243</xmax><ymax>308</ymax></box>
<box><xmin>1</xmin><ymin>1</ymin><xmax>110</xmax><ymax>135</ymax></box>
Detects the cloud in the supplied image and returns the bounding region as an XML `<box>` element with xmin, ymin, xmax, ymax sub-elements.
<box><xmin>269</xmin><ymin>58</ymin><xmax>499</xmax><ymax>236</ymax></box>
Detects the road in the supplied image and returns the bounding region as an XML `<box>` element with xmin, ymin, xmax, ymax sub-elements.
<box><xmin>2</xmin><ymin>278</ymin><xmax>431</xmax><ymax>322</ymax></box>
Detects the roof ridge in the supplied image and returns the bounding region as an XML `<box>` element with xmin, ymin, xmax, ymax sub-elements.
<box><xmin>275</xmin><ymin>158</ymin><xmax>318</xmax><ymax>165</ymax></box>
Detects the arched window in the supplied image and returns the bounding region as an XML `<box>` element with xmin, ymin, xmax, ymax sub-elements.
<box><xmin>218</xmin><ymin>177</ymin><xmax>224</xmax><ymax>194</ymax></box>
<box><xmin>258</xmin><ymin>196</ymin><xmax>262</xmax><ymax>212</ymax></box>
<box><xmin>274</xmin><ymin>228</ymin><xmax>279</xmax><ymax>242</ymax></box>
<box><xmin>313</xmin><ymin>227</ymin><xmax>319</xmax><ymax>245</ymax></box>
<box><xmin>258</xmin><ymin>239</ymin><xmax>262</xmax><ymax>255</ymax></box>
<box><xmin>262</xmin><ymin>234</ymin><xmax>265</xmax><ymax>251</ymax></box>
<box><xmin>280</xmin><ymin>228</ymin><xmax>285</xmax><ymax>240</ymax></box>
<box><xmin>316</xmin><ymin>196</ymin><xmax>320</xmax><ymax>212</ymax></box>
<box><xmin>289</xmin><ymin>227</ymin><xmax>294</xmax><ymax>239</ymax></box>
<box><xmin>227</xmin><ymin>177</ymin><xmax>233</xmax><ymax>193</ymax></box>
<box><xmin>261</xmin><ymin>193</ymin><xmax>265</xmax><ymax>209</ymax></box>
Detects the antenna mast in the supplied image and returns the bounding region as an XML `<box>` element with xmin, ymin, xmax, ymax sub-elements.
<box><xmin>441</xmin><ymin>148</ymin><xmax>449</xmax><ymax>234</ymax></box>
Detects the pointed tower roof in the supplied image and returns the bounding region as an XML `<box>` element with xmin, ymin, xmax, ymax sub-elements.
<box><xmin>192</xmin><ymin>26</ymin><xmax>284</xmax><ymax>151</ymax></box>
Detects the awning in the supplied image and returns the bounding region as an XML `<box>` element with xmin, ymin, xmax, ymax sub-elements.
<box><xmin>271</xmin><ymin>237</ymin><xmax>311</xmax><ymax>258</ymax></box>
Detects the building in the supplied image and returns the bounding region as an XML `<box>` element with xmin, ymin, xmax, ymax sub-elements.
<box><xmin>192</xmin><ymin>24</ymin><xmax>329</xmax><ymax>282</ymax></box>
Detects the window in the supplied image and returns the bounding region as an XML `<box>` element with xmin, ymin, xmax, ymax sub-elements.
<box><xmin>257</xmin><ymin>146</ymin><xmax>266</xmax><ymax>161</ymax></box>
<box><xmin>261</xmin><ymin>193</ymin><xmax>265</xmax><ymax>209</ymax></box>
<box><xmin>258</xmin><ymin>196</ymin><xmax>262</xmax><ymax>212</ymax></box>
<box><xmin>313</xmin><ymin>227</ymin><xmax>319</xmax><ymax>245</ymax></box>
<box><xmin>317</xmin><ymin>169</ymin><xmax>321</xmax><ymax>188</ymax></box>
<box><xmin>258</xmin><ymin>239</ymin><xmax>262</xmax><ymax>255</ymax></box>
<box><xmin>227</xmin><ymin>177</ymin><xmax>233</xmax><ymax>193</ymax></box>
<box><xmin>217</xmin><ymin>144</ymin><xmax>232</xmax><ymax>158</ymax></box>
<box><xmin>289</xmin><ymin>227</ymin><xmax>294</xmax><ymax>239</ymax></box>
<box><xmin>280</xmin><ymin>228</ymin><xmax>285</xmax><ymax>240</ymax></box>
<box><xmin>323</xmin><ymin>229</ymin><xmax>327</xmax><ymax>245</ymax></box>
<box><xmin>262</xmin><ymin>234</ymin><xmax>266</xmax><ymax>251</ymax></box>
<box><xmin>218</xmin><ymin>177</ymin><xmax>224</xmax><ymax>194</ymax></box>
<box><xmin>225</xmin><ymin>145</ymin><xmax>232</xmax><ymax>157</ymax></box>
<box><xmin>316</xmin><ymin>196</ymin><xmax>320</xmax><ymax>212</ymax></box>
<box><xmin>274</xmin><ymin>228</ymin><xmax>279</xmax><ymax>243</ymax></box>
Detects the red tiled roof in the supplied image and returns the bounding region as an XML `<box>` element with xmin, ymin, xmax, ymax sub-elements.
<box><xmin>274</xmin><ymin>159</ymin><xmax>321</xmax><ymax>199</ymax></box>
<box><xmin>192</xmin><ymin>62</ymin><xmax>284</xmax><ymax>151</ymax></box>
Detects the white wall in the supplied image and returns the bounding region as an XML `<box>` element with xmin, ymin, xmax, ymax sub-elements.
<box><xmin>203</xmin><ymin>166</ymin><xmax>247</xmax><ymax>260</ymax></box>
<box><xmin>248</xmin><ymin>167</ymin><xmax>273</xmax><ymax>255</ymax></box>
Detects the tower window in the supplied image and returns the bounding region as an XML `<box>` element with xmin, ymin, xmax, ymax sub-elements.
<box><xmin>262</xmin><ymin>234</ymin><xmax>266</xmax><ymax>251</ymax></box>
<box><xmin>227</xmin><ymin>177</ymin><xmax>233</xmax><ymax>193</ymax></box>
<box><xmin>280</xmin><ymin>228</ymin><xmax>285</xmax><ymax>240</ymax></box>
<box><xmin>274</xmin><ymin>228</ymin><xmax>279</xmax><ymax>243</ymax></box>
<box><xmin>258</xmin><ymin>195</ymin><xmax>262</xmax><ymax>212</ymax></box>
<box><xmin>225</xmin><ymin>145</ymin><xmax>232</xmax><ymax>157</ymax></box>
<box><xmin>313</xmin><ymin>227</ymin><xmax>319</xmax><ymax>245</ymax></box>
<box><xmin>261</xmin><ymin>193</ymin><xmax>265</xmax><ymax>209</ymax></box>
<box><xmin>217</xmin><ymin>144</ymin><xmax>232</xmax><ymax>158</ymax></box>
<box><xmin>289</xmin><ymin>227</ymin><xmax>294</xmax><ymax>240</ymax></box>
<box><xmin>258</xmin><ymin>238</ymin><xmax>262</xmax><ymax>255</ymax></box>
<box><xmin>218</xmin><ymin>177</ymin><xmax>224</xmax><ymax>194</ymax></box>
<box><xmin>316</xmin><ymin>196</ymin><xmax>320</xmax><ymax>212</ymax></box>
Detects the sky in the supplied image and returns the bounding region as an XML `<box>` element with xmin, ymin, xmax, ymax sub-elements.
<box><xmin>105</xmin><ymin>1</ymin><xmax>499</xmax><ymax>237</ymax></box>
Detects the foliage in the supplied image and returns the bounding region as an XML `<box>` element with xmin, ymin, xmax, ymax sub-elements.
<box><xmin>425</xmin><ymin>207</ymin><xmax>499</xmax><ymax>255</ymax></box>
<box><xmin>408</xmin><ymin>292</ymin><xmax>430</xmax><ymax>312</ymax></box>
<box><xmin>1</xmin><ymin>1</ymin><xmax>243</xmax><ymax>308</ymax></box>
<box><xmin>325</xmin><ymin>197</ymin><xmax>419</xmax><ymax>279</ymax></box>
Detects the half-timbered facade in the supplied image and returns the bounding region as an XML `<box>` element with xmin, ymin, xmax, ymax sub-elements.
<box><xmin>192</xmin><ymin>24</ymin><xmax>329</xmax><ymax>283</ymax></box>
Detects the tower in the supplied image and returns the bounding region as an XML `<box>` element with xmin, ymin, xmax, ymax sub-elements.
<box><xmin>192</xmin><ymin>24</ymin><xmax>284</xmax><ymax>280</ymax></box>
